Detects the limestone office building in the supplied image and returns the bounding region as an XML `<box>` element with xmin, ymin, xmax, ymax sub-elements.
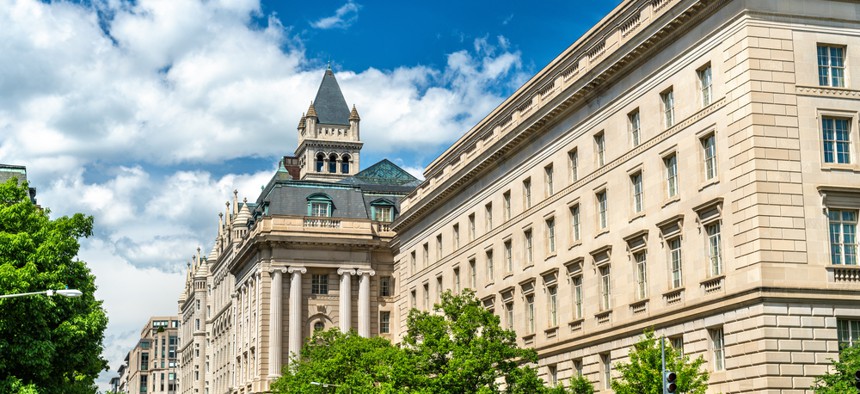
<box><xmin>179</xmin><ymin>0</ymin><xmax>860</xmax><ymax>393</ymax></box>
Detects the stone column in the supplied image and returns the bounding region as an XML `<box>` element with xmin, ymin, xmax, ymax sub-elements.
<box><xmin>267</xmin><ymin>268</ymin><xmax>285</xmax><ymax>379</ymax></box>
<box><xmin>337</xmin><ymin>268</ymin><xmax>355</xmax><ymax>332</ymax></box>
<box><xmin>357</xmin><ymin>269</ymin><xmax>375</xmax><ymax>337</ymax></box>
<box><xmin>287</xmin><ymin>267</ymin><xmax>306</xmax><ymax>362</ymax></box>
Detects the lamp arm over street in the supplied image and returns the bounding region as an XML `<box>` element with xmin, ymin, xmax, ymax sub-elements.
<box><xmin>0</xmin><ymin>289</ymin><xmax>83</xmax><ymax>299</ymax></box>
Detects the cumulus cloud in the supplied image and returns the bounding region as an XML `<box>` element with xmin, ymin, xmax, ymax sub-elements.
<box><xmin>310</xmin><ymin>1</ymin><xmax>360</xmax><ymax>29</ymax></box>
<box><xmin>0</xmin><ymin>0</ymin><xmax>526</xmax><ymax>389</ymax></box>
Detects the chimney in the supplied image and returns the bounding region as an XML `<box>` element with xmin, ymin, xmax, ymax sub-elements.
<box><xmin>282</xmin><ymin>156</ymin><xmax>302</xmax><ymax>180</ymax></box>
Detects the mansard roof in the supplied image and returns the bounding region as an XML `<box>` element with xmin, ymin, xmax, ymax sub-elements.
<box><xmin>313</xmin><ymin>68</ymin><xmax>351</xmax><ymax>126</ymax></box>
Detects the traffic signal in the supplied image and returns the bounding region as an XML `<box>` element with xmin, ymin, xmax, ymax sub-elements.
<box><xmin>664</xmin><ymin>371</ymin><xmax>677</xmax><ymax>393</ymax></box>
<box><xmin>854</xmin><ymin>369</ymin><xmax>860</xmax><ymax>390</ymax></box>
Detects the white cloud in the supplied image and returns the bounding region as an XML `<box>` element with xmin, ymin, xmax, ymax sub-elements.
<box><xmin>0</xmin><ymin>0</ymin><xmax>525</xmax><ymax>390</ymax></box>
<box><xmin>310</xmin><ymin>1</ymin><xmax>360</xmax><ymax>29</ymax></box>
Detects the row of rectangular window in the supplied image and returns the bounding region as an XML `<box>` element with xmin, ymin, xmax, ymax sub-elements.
<box><xmin>308</xmin><ymin>274</ymin><xmax>393</xmax><ymax>296</ymax></box>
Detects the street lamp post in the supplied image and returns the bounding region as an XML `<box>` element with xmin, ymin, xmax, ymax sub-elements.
<box><xmin>0</xmin><ymin>289</ymin><xmax>83</xmax><ymax>299</ymax></box>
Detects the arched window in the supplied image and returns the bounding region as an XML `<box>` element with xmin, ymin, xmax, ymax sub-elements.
<box><xmin>370</xmin><ymin>199</ymin><xmax>396</xmax><ymax>222</ymax></box>
<box><xmin>341</xmin><ymin>154</ymin><xmax>351</xmax><ymax>174</ymax></box>
<box><xmin>315</xmin><ymin>153</ymin><xmax>325</xmax><ymax>172</ymax></box>
<box><xmin>328</xmin><ymin>153</ymin><xmax>338</xmax><ymax>173</ymax></box>
<box><xmin>307</xmin><ymin>193</ymin><xmax>334</xmax><ymax>217</ymax></box>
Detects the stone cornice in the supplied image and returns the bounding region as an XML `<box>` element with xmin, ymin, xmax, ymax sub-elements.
<box><xmin>394</xmin><ymin>0</ymin><xmax>726</xmax><ymax>233</ymax></box>
<box><xmin>796</xmin><ymin>85</ymin><xmax>860</xmax><ymax>100</ymax></box>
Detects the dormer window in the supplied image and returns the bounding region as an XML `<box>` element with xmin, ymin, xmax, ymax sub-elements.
<box><xmin>307</xmin><ymin>193</ymin><xmax>334</xmax><ymax>217</ymax></box>
<box><xmin>370</xmin><ymin>199</ymin><xmax>396</xmax><ymax>222</ymax></box>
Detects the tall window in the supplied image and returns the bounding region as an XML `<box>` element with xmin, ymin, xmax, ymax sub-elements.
<box><xmin>544</xmin><ymin>164</ymin><xmax>554</xmax><ymax>196</ymax></box>
<box><xmin>569</xmin><ymin>149</ymin><xmax>579</xmax><ymax>183</ymax></box>
<box><xmin>829</xmin><ymin>209</ymin><xmax>857</xmax><ymax>265</ymax></box>
<box><xmin>469</xmin><ymin>259</ymin><xmax>477</xmax><ymax>288</ymax></box>
<box><xmin>661</xmin><ymin>89</ymin><xmax>675</xmax><ymax>128</ymax></box>
<box><xmin>505</xmin><ymin>302</ymin><xmax>514</xmax><ymax>330</ymax></box>
<box><xmin>631</xmin><ymin>172</ymin><xmax>643</xmax><ymax>214</ymax></box>
<box><xmin>315</xmin><ymin>153</ymin><xmax>325</xmax><ymax>172</ymax></box>
<box><xmin>380</xmin><ymin>276</ymin><xmax>392</xmax><ymax>297</ymax></box>
<box><xmin>822</xmin><ymin>117</ymin><xmax>851</xmax><ymax>164</ymax></box>
<box><xmin>311</xmin><ymin>274</ymin><xmax>328</xmax><ymax>295</ymax></box>
<box><xmin>485</xmin><ymin>203</ymin><xmax>493</xmax><ymax>231</ymax></box>
<box><xmin>423</xmin><ymin>283</ymin><xmax>430</xmax><ymax>309</ymax></box>
<box><xmin>453</xmin><ymin>224</ymin><xmax>460</xmax><ymax>249</ymax></box>
<box><xmin>486</xmin><ymin>250</ymin><xmax>494</xmax><ymax>282</ymax></box>
<box><xmin>503</xmin><ymin>191</ymin><xmax>512</xmax><ymax>220</ymax></box>
<box><xmin>526</xmin><ymin>295</ymin><xmax>535</xmax><ymax>334</ymax></box>
<box><xmin>523</xmin><ymin>178</ymin><xmax>532</xmax><ymax>209</ymax></box>
<box><xmin>341</xmin><ymin>154</ymin><xmax>351</xmax><ymax>174</ymax></box>
<box><xmin>702</xmin><ymin>134</ymin><xmax>717</xmax><ymax>180</ymax></box>
<box><xmin>838</xmin><ymin>319</ymin><xmax>860</xmax><ymax>348</ymax></box>
<box><xmin>665</xmin><ymin>154</ymin><xmax>678</xmax><ymax>198</ymax></box>
<box><xmin>436</xmin><ymin>234</ymin><xmax>443</xmax><ymax>261</ymax></box>
<box><xmin>454</xmin><ymin>268</ymin><xmax>461</xmax><ymax>293</ymax></box>
<box><xmin>525</xmin><ymin>229</ymin><xmax>534</xmax><ymax>265</ymax></box>
<box><xmin>546</xmin><ymin>218</ymin><xmax>556</xmax><ymax>254</ymax></box>
<box><xmin>635</xmin><ymin>252</ymin><xmax>647</xmax><ymax>299</ymax></box>
<box><xmin>328</xmin><ymin>153</ymin><xmax>338</xmax><ymax>173</ymax></box>
<box><xmin>597</xmin><ymin>190</ymin><xmax>608</xmax><ymax>230</ymax></box>
<box><xmin>601</xmin><ymin>353</ymin><xmax>612</xmax><ymax>389</ymax></box>
<box><xmin>573</xmin><ymin>276</ymin><xmax>583</xmax><ymax>319</ymax></box>
<box><xmin>468</xmin><ymin>214</ymin><xmax>476</xmax><ymax>241</ymax></box>
<box><xmin>706</xmin><ymin>222</ymin><xmax>723</xmax><ymax>275</ymax></box>
<box><xmin>671</xmin><ymin>336</ymin><xmax>685</xmax><ymax>356</ymax></box>
<box><xmin>710</xmin><ymin>327</ymin><xmax>725</xmax><ymax>371</ymax></box>
<box><xmin>629</xmin><ymin>110</ymin><xmax>641</xmax><ymax>147</ymax></box>
<box><xmin>698</xmin><ymin>64</ymin><xmax>713</xmax><ymax>107</ymax></box>
<box><xmin>599</xmin><ymin>266</ymin><xmax>611</xmax><ymax>311</ymax></box>
<box><xmin>373</xmin><ymin>205</ymin><xmax>393</xmax><ymax>222</ymax></box>
<box><xmin>571</xmin><ymin>205</ymin><xmax>581</xmax><ymax>243</ymax></box>
<box><xmin>547</xmin><ymin>285</ymin><xmax>558</xmax><ymax>327</ymax></box>
<box><xmin>504</xmin><ymin>241</ymin><xmax>513</xmax><ymax>273</ymax></box>
<box><xmin>422</xmin><ymin>243</ymin><xmax>429</xmax><ymax>266</ymax></box>
<box><xmin>595</xmin><ymin>132</ymin><xmax>606</xmax><ymax>166</ymax></box>
<box><xmin>436</xmin><ymin>276</ymin><xmax>443</xmax><ymax>303</ymax></box>
<box><xmin>818</xmin><ymin>45</ymin><xmax>845</xmax><ymax>87</ymax></box>
<box><xmin>548</xmin><ymin>365</ymin><xmax>558</xmax><ymax>386</ymax></box>
<box><xmin>410</xmin><ymin>290</ymin><xmax>416</xmax><ymax>308</ymax></box>
<box><xmin>573</xmin><ymin>359</ymin><xmax>583</xmax><ymax>377</ymax></box>
<box><xmin>380</xmin><ymin>312</ymin><xmax>390</xmax><ymax>333</ymax></box>
<box><xmin>669</xmin><ymin>238</ymin><xmax>683</xmax><ymax>288</ymax></box>
<box><xmin>410</xmin><ymin>251</ymin><xmax>416</xmax><ymax>273</ymax></box>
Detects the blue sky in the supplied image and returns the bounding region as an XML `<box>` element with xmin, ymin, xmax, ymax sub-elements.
<box><xmin>0</xmin><ymin>0</ymin><xmax>618</xmax><ymax>389</ymax></box>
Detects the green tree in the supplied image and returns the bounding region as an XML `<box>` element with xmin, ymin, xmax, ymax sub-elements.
<box><xmin>403</xmin><ymin>289</ymin><xmax>549</xmax><ymax>394</ymax></box>
<box><xmin>0</xmin><ymin>178</ymin><xmax>109</xmax><ymax>393</ymax></box>
<box><xmin>812</xmin><ymin>342</ymin><xmax>860</xmax><ymax>393</ymax></box>
<box><xmin>567</xmin><ymin>375</ymin><xmax>595</xmax><ymax>394</ymax></box>
<box><xmin>611</xmin><ymin>330</ymin><xmax>708</xmax><ymax>394</ymax></box>
<box><xmin>271</xmin><ymin>329</ymin><xmax>416</xmax><ymax>393</ymax></box>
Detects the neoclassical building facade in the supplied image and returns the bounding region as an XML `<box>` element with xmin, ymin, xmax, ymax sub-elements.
<box><xmin>178</xmin><ymin>69</ymin><xmax>420</xmax><ymax>394</ymax></box>
<box><xmin>393</xmin><ymin>0</ymin><xmax>860</xmax><ymax>392</ymax></box>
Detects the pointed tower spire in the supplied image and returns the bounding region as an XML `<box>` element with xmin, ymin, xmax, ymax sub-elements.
<box><xmin>306</xmin><ymin>101</ymin><xmax>318</xmax><ymax>119</ymax></box>
<box><xmin>232</xmin><ymin>189</ymin><xmax>238</xmax><ymax>217</ymax></box>
<box><xmin>349</xmin><ymin>104</ymin><xmax>360</xmax><ymax>121</ymax></box>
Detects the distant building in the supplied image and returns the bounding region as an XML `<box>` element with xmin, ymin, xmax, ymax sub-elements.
<box><xmin>0</xmin><ymin>164</ymin><xmax>36</xmax><ymax>203</ymax></box>
<box><xmin>178</xmin><ymin>68</ymin><xmax>419</xmax><ymax>394</ymax></box>
<box><xmin>124</xmin><ymin>316</ymin><xmax>180</xmax><ymax>394</ymax></box>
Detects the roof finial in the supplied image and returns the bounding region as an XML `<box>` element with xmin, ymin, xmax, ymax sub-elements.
<box><xmin>327</xmin><ymin>60</ymin><xmax>332</xmax><ymax>71</ymax></box>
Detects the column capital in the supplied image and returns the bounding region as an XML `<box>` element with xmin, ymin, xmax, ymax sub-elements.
<box><xmin>337</xmin><ymin>268</ymin><xmax>356</xmax><ymax>276</ymax></box>
<box><xmin>356</xmin><ymin>269</ymin><xmax>375</xmax><ymax>277</ymax></box>
<box><xmin>269</xmin><ymin>267</ymin><xmax>288</xmax><ymax>275</ymax></box>
<box><xmin>287</xmin><ymin>266</ymin><xmax>307</xmax><ymax>275</ymax></box>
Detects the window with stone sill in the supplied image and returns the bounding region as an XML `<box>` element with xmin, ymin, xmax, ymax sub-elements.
<box><xmin>568</xmin><ymin>148</ymin><xmax>579</xmax><ymax>183</ymax></box>
<box><xmin>524</xmin><ymin>229</ymin><xmax>534</xmax><ymax>266</ymax></box>
<box><xmin>668</xmin><ymin>237</ymin><xmax>683</xmax><ymax>289</ymax></box>
<box><xmin>547</xmin><ymin>285</ymin><xmax>558</xmax><ymax>327</ymax></box>
<box><xmin>469</xmin><ymin>259</ymin><xmax>477</xmax><ymax>289</ymax></box>
<box><xmin>504</xmin><ymin>240</ymin><xmax>513</xmax><ymax>273</ymax></box>
<box><xmin>596</xmin><ymin>190</ymin><xmax>608</xmax><ymax>231</ymax></box>
<box><xmin>311</xmin><ymin>274</ymin><xmax>328</xmax><ymax>295</ymax></box>
<box><xmin>599</xmin><ymin>265</ymin><xmax>611</xmax><ymax>311</ymax></box>
<box><xmin>572</xmin><ymin>275</ymin><xmax>583</xmax><ymax>320</ymax></box>
<box><xmin>710</xmin><ymin>327</ymin><xmax>725</xmax><ymax>371</ymax></box>
<box><xmin>485</xmin><ymin>202</ymin><xmax>493</xmax><ymax>232</ymax></box>
<box><xmin>546</xmin><ymin>217</ymin><xmax>556</xmax><ymax>254</ymax></box>
<box><xmin>503</xmin><ymin>191</ymin><xmax>512</xmax><ymax>221</ymax></box>
<box><xmin>822</xmin><ymin>116</ymin><xmax>852</xmax><ymax>165</ymax></box>
<box><xmin>380</xmin><ymin>312</ymin><xmax>390</xmax><ymax>334</ymax></box>
<box><xmin>838</xmin><ymin>319</ymin><xmax>860</xmax><ymax>348</ymax></box>
<box><xmin>629</xmin><ymin>109</ymin><xmax>641</xmax><ymax>147</ymax></box>
<box><xmin>307</xmin><ymin>194</ymin><xmax>334</xmax><ymax>217</ymax></box>
<box><xmin>379</xmin><ymin>276</ymin><xmax>392</xmax><ymax>297</ymax></box>
<box><xmin>818</xmin><ymin>44</ymin><xmax>846</xmax><ymax>88</ymax></box>
<box><xmin>595</xmin><ymin>132</ymin><xmax>606</xmax><ymax>167</ymax></box>
<box><xmin>631</xmin><ymin>171</ymin><xmax>644</xmax><ymax>215</ymax></box>
<box><xmin>453</xmin><ymin>223</ymin><xmax>460</xmax><ymax>249</ymax></box>
<box><xmin>486</xmin><ymin>249</ymin><xmax>494</xmax><ymax>282</ymax></box>
<box><xmin>664</xmin><ymin>153</ymin><xmax>679</xmax><ymax>199</ymax></box>
<box><xmin>453</xmin><ymin>268</ymin><xmax>461</xmax><ymax>293</ymax></box>
<box><xmin>436</xmin><ymin>234</ymin><xmax>443</xmax><ymax>261</ymax></box>
<box><xmin>544</xmin><ymin>164</ymin><xmax>554</xmax><ymax>197</ymax></box>
<box><xmin>701</xmin><ymin>133</ymin><xmax>718</xmax><ymax>182</ymax></box>
<box><xmin>661</xmin><ymin>88</ymin><xmax>675</xmax><ymax>128</ymax></box>
<box><xmin>526</xmin><ymin>294</ymin><xmax>536</xmax><ymax>334</ymax></box>
<box><xmin>523</xmin><ymin>178</ymin><xmax>533</xmax><ymax>209</ymax></box>
<box><xmin>829</xmin><ymin>209</ymin><xmax>858</xmax><ymax>265</ymax></box>
<box><xmin>698</xmin><ymin>63</ymin><xmax>713</xmax><ymax>107</ymax></box>
<box><xmin>422</xmin><ymin>243</ymin><xmax>429</xmax><ymax>266</ymax></box>
<box><xmin>570</xmin><ymin>204</ymin><xmax>581</xmax><ymax>243</ymax></box>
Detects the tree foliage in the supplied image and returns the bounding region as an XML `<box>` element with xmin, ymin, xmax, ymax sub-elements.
<box><xmin>812</xmin><ymin>342</ymin><xmax>860</xmax><ymax>393</ymax></box>
<box><xmin>0</xmin><ymin>178</ymin><xmax>109</xmax><ymax>393</ymax></box>
<box><xmin>273</xmin><ymin>289</ymin><xmax>563</xmax><ymax>393</ymax></box>
<box><xmin>611</xmin><ymin>330</ymin><xmax>708</xmax><ymax>394</ymax></box>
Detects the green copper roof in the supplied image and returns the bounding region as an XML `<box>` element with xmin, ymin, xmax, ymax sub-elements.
<box><xmin>313</xmin><ymin>69</ymin><xmax>351</xmax><ymax>126</ymax></box>
<box><xmin>339</xmin><ymin>159</ymin><xmax>421</xmax><ymax>187</ymax></box>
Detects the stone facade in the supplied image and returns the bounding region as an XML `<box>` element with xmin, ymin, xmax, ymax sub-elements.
<box><xmin>392</xmin><ymin>0</ymin><xmax>860</xmax><ymax>392</ymax></box>
<box><xmin>123</xmin><ymin>316</ymin><xmax>180</xmax><ymax>394</ymax></box>
<box><xmin>178</xmin><ymin>71</ymin><xmax>419</xmax><ymax>394</ymax></box>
